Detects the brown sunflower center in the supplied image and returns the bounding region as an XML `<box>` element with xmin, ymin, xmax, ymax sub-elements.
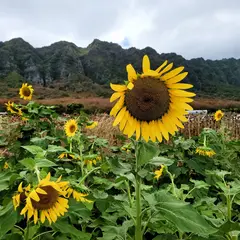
<box><xmin>69</xmin><ymin>124</ymin><xmax>76</xmax><ymax>133</ymax></box>
<box><xmin>22</xmin><ymin>87</ymin><xmax>31</xmax><ymax>97</ymax></box>
<box><xmin>31</xmin><ymin>186</ymin><xmax>59</xmax><ymax>210</ymax></box>
<box><xmin>125</xmin><ymin>77</ymin><xmax>170</xmax><ymax>121</ymax></box>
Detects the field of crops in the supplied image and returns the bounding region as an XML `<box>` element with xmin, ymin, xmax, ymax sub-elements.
<box><xmin>0</xmin><ymin>57</ymin><xmax>240</xmax><ymax>240</ymax></box>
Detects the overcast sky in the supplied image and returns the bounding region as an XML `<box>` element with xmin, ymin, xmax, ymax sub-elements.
<box><xmin>0</xmin><ymin>0</ymin><xmax>240</xmax><ymax>60</ymax></box>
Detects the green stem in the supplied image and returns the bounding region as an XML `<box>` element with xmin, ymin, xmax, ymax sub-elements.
<box><xmin>79</xmin><ymin>167</ymin><xmax>101</xmax><ymax>185</ymax></box>
<box><xmin>125</xmin><ymin>180</ymin><xmax>133</xmax><ymax>208</ymax></box>
<box><xmin>166</xmin><ymin>169</ymin><xmax>177</xmax><ymax>198</ymax></box>
<box><xmin>227</xmin><ymin>195</ymin><xmax>232</xmax><ymax>221</ymax></box>
<box><xmin>14</xmin><ymin>225</ymin><xmax>24</xmax><ymax>233</ymax></box>
<box><xmin>34</xmin><ymin>166</ymin><xmax>41</xmax><ymax>182</ymax></box>
<box><xmin>32</xmin><ymin>230</ymin><xmax>54</xmax><ymax>240</ymax></box>
<box><xmin>69</xmin><ymin>138</ymin><xmax>73</xmax><ymax>152</ymax></box>
<box><xmin>135</xmin><ymin>173</ymin><xmax>142</xmax><ymax>240</ymax></box>
<box><xmin>24</xmin><ymin>221</ymin><xmax>30</xmax><ymax>240</ymax></box>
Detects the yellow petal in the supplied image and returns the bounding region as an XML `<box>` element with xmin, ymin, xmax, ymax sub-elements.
<box><xmin>29</xmin><ymin>190</ymin><xmax>40</xmax><ymax>202</ymax></box>
<box><xmin>168</xmin><ymin>83</ymin><xmax>193</xmax><ymax>89</ymax></box>
<box><xmin>110</xmin><ymin>95</ymin><xmax>125</xmax><ymax>117</ymax></box>
<box><xmin>142</xmin><ymin>55</ymin><xmax>150</xmax><ymax>73</ymax></box>
<box><xmin>159</xmin><ymin>63</ymin><xmax>173</xmax><ymax>76</ymax></box>
<box><xmin>166</xmin><ymin>72</ymin><xmax>188</xmax><ymax>84</ymax></box>
<box><xmin>49</xmin><ymin>209</ymin><xmax>57</xmax><ymax>222</ymax></box>
<box><xmin>110</xmin><ymin>83</ymin><xmax>127</xmax><ymax>92</ymax></box>
<box><xmin>113</xmin><ymin>107</ymin><xmax>126</xmax><ymax>126</ymax></box>
<box><xmin>135</xmin><ymin>120</ymin><xmax>141</xmax><ymax>141</ymax></box>
<box><xmin>119</xmin><ymin>110</ymin><xmax>129</xmax><ymax>131</ymax></box>
<box><xmin>123</xmin><ymin>116</ymin><xmax>133</xmax><ymax>136</ymax></box>
<box><xmin>34</xmin><ymin>209</ymin><xmax>38</xmax><ymax>224</ymax></box>
<box><xmin>126</xmin><ymin>64</ymin><xmax>137</xmax><ymax>82</ymax></box>
<box><xmin>45</xmin><ymin>172</ymin><xmax>51</xmax><ymax>181</ymax></box>
<box><xmin>127</xmin><ymin>117</ymin><xmax>137</xmax><ymax>138</ymax></box>
<box><xmin>169</xmin><ymin>90</ymin><xmax>196</xmax><ymax>97</ymax></box>
<box><xmin>36</xmin><ymin>188</ymin><xmax>47</xmax><ymax>195</ymax></box>
<box><xmin>162</xmin><ymin>115</ymin><xmax>175</xmax><ymax>136</ymax></box>
<box><xmin>149</xmin><ymin>121</ymin><xmax>156</xmax><ymax>142</ymax></box>
<box><xmin>40</xmin><ymin>211</ymin><xmax>46</xmax><ymax>223</ymax></box>
<box><xmin>141</xmin><ymin>121</ymin><xmax>149</xmax><ymax>142</ymax></box>
<box><xmin>141</xmin><ymin>70</ymin><xmax>159</xmax><ymax>77</ymax></box>
<box><xmin>161</xmin><ymin>66</ymin><xmax>185</xmax><ymax>81</ymax></box>
<box><xmin>158</xmin><ymin>120</ymin><xmax>169</xmax><ymax>141</ymax></box>
<box><xmin>156</xmin><ymin>60</ymin><xmax>168</xmax><ymax>73</ymax></box>
<box><xmin>18</xmin><ymin>182</ymin><xmax>23</xmax><ymax>193</ymax></box>
<box><xmin>173</xmin><ymin>102</ymin><xmax>193</xmax><ymax>111</ymax></box>
<box><xmin>110</xmin><ymin>92</ymin><xmax>124</xmax><ymax>102</ymax></box>
<box><xmin>127</xmin><ymin>82</ymin><xmax>134</xmax><ymax>90</ymax></box>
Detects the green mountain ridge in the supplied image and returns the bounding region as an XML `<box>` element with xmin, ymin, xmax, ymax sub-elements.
<box><xmin>0</xmin><ymin>37</ymin><xmax>240</xmax><ymax>99</ymax></box>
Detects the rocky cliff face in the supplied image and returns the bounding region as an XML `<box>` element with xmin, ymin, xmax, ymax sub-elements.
<box><xmin>0</xmin><ymin>37</ymin><xmax>240</xmax><ymax>99</ymax></box>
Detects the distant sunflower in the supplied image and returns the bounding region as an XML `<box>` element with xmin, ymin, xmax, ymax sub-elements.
<box><xmin>5</xmin><ymin>101</ymin><xmax>22</xmax><ymax>116</ymax></box>
<box><xmin>110</xmin><ymin>55</ymin><xmax>195</xmax><ymax>142</ymax></box>
<box><xmin>19</xmin><ymin>83</ymin><xmax>34</xmax><ymax>101</ymax></box>
<box><xmin>58</xmin><ymin>152</ymin><xmax>76</xmax><ymax>160</ymax></box>
<box><xmin>3</xmin><ymin>162</ymin><xmax>9</xmax><ymax>169</ymax></box>
<box><xmin>196</xmin><ymin>146</ymin><xmax>216</xmax><ymax>157</ymax></box>
<box><xmin>214</xmin><ymin>110</ymin><xmax>224</xmax><ymax>121</ymax></box>
<box><xmin>154</xmin><ymin>165</ymin><xmax>164</xmax><ymax>180</ymax></box>
<box><xmin>86</xmin><ymin>121</ymin><xmax>98</xmax><ymax>129</ymax></box>
<box><xmin>20</xmin><ymin>173</ymin><xmax>69</xmax><ymax>224</ymax></box>
<box><xmin>64</xmin><ymin>119</ymin><xmax>78</xmax><ymax>137</ymax></box>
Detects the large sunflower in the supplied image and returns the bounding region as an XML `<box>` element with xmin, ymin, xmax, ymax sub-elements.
<box><xmin>19</xmin><ymin>83</ymin><xmax>34</xmax><ymax>101</ymax></box>
<box><xmin>5</xmin><ymin>101</ymin><xmax>22</xmax><ymax>116</ymax></box>
<box><xmin>19</xmin><ymin>173</ymin><xmax>69</xmax><ymax>224</ymax></box>
<box><xmin>64</xmin><ymin>119</ymin><xmax>78</xmax><ymax>137</ymax></box>
<box><xmin>110</xmin><ymin>55</ymin><xmax>195</xmax><ymax>142</ymax></box>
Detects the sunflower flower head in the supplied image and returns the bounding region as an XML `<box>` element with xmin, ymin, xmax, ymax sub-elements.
<box><xmin>58</xmin><ymin>152</ymin><xmax>76</xmax><ymax>160</ymax></box>
<box><xmin>12</xmin><ymin>182</ymin><xmax>31</xmax><ymax>210</ymax></box>
<box><xmin>64</xmin><ymin>119</ymin><xmax>78</xmax><ymax>137</ymax></box>
<box><xmin>19</xmin><ymin>173</ymin><xmax>69</xmax><ymax>224</ymax></box>
<box><xmin>3</xmin><ymin>162</ymin><xmax>9</xmax><ymax>169</ymax></box>
<box><xmin>84</xmin><ymin>155</ymin><xmax>101</xmax><ymax>168</ymax></box>
<box><xmin>196</xmin><ymin>146</ymin><xmax>216</xmax><ymax>157</ymax></box>
<box><xmin>214</xmin><ymin>110</ymin><xmax>224</xmax><ymax>121</ymax></box>
<box><xmin>86</xmin><ymin>121</ymin><xmax>98</xmax><ymax>129</ymax></box>
<box><xmin>19</xmin><ymin>83</ymin><xmax>34</xmax><ymax>101</ymax></box>
<box><xmin>110</xmin><ymin>55</ymin><xmax>195</xmax><ymax>142</ymax></box>
<box><xmin>154</xmin><ymin>165</ymin><xmax>165</xmax><ymax>180</ymax></box>
<box><xmin>5</xmin><ymin>101</ymin><xmax>22</xmax><ymax>116</ymax></box>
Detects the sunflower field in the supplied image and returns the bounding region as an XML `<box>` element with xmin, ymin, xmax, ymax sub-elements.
<box><xmin>0</xmin><ymin>56</ymin><xmax>240</xmax><ymax>240</ymax></box>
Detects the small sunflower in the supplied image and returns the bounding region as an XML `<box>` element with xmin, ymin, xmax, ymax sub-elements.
<box><xmin>3</xmin><ymin>162</ymin><xmax>9</xmax><ymax>169</ymax></box>
<box><xmin>214</xmin><ymin>110</ymin><xmax>224</xmax><ymax>121</ymax></box>
<box><xmin>12</xmin><ymin>182</ymin><xmax>31</xmax><ymax>210</ymax></box>
<box><xmin>58</xmin><ymin>152</ymin><xmax>76</xmax><ymax>160</ymax></box>
<box><xmin>196</xmin><ymin>146</ymin><xmax>216</xmax><ymax>157</ymax></box>
<box><xmin>19</xmin><ymin>83</ymin><xmax>34</xmax><ymax>101</ymax></box>
<box><xmin>64</xmin><ymin>119</ymin><xmax>78</xmax><ymax>137</ymax></box>
<box><xmin>110</xmin><ymin>55</ymin><xmax>195</xmax><ymax>142</ymax></box>
<box><xmin>19</xmin><ymin>173</ymin><xmax>69</xmax><ymax>224</ymax></box>
<box><xmin>154</xmin><ymin>165</ymin><xmax>164</xmax><ymax>180</ymax></box>
<box><xmin>84</xmin><ymin>155</ymin><xmax>101</xmax><ymax>167</ymax></box>
<box><xmin>65</xmin><ymin>186</ymin><xmax>92</xmax><ymax>203</ymax></box>
<box><xmin>5</xmin><ymin>101</ymin><xmax>22</xmax><ymax>116</ymax></box>
<box><xmin>86</xmin><ymin>121</ymin><xmax>98</xmax><ymax>129</ymax></box>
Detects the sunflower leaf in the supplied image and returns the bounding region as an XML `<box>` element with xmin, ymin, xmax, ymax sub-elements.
<box><xmin>136</xmin><ymin>141</ymin><xmax>160</xmax><ymax>168</ymax></box>
<box><xmin>35</xmin><ymin>159</ymin><xmax>57</xmax><ymax>168</ymax></box>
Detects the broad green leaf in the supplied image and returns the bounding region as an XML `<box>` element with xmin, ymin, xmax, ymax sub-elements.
<box><xmin>150</xmin><ymin>156</ymin><xmax>174</xmax><ymax>166</ymax></box>
<box><xmin>47</xmin><ymin>145</ymin><xmax>67</xmax><ymax>153</ymax></box>
<box><xmin>35</xmin><ymin>159</ymin><xmax>57</xmax><ymax>168</ymax></box>
<box><xmin>68</xmin><ymin>199</ymin><xmax>92</xmax><ymax>219</ymax></box>
<box><xmin>93</xmin><ymin>190</ymin><xmax>108</xmax><ymax>199</ymax></box>
<box><xmin>144</xmin><ymin>190</ymin><xmax>217</xmax><ymax>235</ymax></box>
<box><xmin>190</xmin><ymin>179</ymin><xmax>210</xmax><ymax>189</ymax></box>
<box><xmin>19</xmin><ymin>158</ymin><xmax>36</xmax><ymax>170</ymax></box>
<box><xmin>136</xmin><ymin>141</ymin><xmax>160</xmax><ymax>167</ymax></box>
<box><xmin>53</xmin><ymin>219</ymin><xmax>91</xmax><ymax>240</ymax></box>
<box><xmin>0</xmin><ymin>172</ymin><xmax>17</xmax><ymax>191</ymax></box>
<box><xmin>0</xmin><ymin>204</ymin><xmax>18</xmax><ymax>239</ymax></box>
<box><xmin>22</xmin><ymin>145</ymin><xmax>46</xmax><ymax>156</ymax></box>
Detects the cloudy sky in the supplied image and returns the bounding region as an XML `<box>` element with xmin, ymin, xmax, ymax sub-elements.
<box><xmin>0</xmin><ymin>0</ymin><xmax>240</xmax><ymax>60</ymax></box>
